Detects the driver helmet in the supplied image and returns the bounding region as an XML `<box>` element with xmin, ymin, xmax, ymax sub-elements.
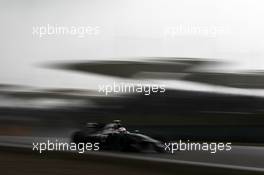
<box><xmin>118</xmin><ymin>127</ymin><xmax>127</xmax><ymax>133</ymax></box>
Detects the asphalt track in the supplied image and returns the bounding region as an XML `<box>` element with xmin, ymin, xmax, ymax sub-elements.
<box><xmin>0</xmin><ymin>136</ymin><xmax>264</xmax><ymax>174</ymax></box>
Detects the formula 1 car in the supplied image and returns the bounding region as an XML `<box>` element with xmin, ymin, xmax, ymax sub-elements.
<box><xmin>72</xmin><ymin>120</ymin><xmax>164</xmax><ymax>153</ymax></box>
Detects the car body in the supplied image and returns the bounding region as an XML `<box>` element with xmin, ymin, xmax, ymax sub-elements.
<box><xmin>72</xmin><ymin>120</ymin><xmax>164</xmax><ymax>153</ymax></box>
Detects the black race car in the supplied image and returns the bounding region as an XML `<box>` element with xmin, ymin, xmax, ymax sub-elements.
<box><xmin>72</xmin><ymin>120</ymin><xmax>164</xmax><ymax>153</ymax></box>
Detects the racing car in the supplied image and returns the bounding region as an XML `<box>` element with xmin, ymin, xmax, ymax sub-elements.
<box><xmin>71</xmin><ymin>120</ymin><xmax>164</xmax><ymax>153</ymax></box>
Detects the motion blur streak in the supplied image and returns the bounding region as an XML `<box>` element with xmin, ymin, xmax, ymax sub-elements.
<box><xmin>1</xmin><ymin>58</ymin><xmax>264</xmax><ymax>175</ymax></box>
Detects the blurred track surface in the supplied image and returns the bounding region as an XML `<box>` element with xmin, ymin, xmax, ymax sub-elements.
<box><xmin>0</xmin><ymin>136</ymin><xmax>263</xmax><ymax>173</ymax></box>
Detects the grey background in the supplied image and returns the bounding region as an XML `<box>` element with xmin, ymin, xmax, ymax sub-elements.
<box><xmin>0</xmin><ymin>0</ymin><xmax>263</xmax><ymax>89</ymax></box>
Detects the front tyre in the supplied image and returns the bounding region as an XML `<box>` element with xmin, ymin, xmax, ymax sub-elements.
<box><xmin>72</xmin><ymin>131</ymin><xmax>85</xmax><ymax>144</ymax></box>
